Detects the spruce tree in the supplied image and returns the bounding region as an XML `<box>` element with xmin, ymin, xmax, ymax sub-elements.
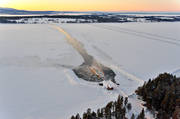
<box><xmin>131</xmin><ymin>113</ymin><xmax>135</xmax><ymax>119</ymax></box>
<box><xmin>127</xmin><ymin>103</ymin><xmax>132</xmax><ymax>111</ymax></box>
<box><xmin>124</xmin><ymin>97</ymin><xmax>128</xmax><ymax>106</ymax></box>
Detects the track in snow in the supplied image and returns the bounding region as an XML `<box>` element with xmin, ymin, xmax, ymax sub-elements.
<box><xmin>51</xmin><ymin>24</ymin><xmax>154</xmax><ymax>118</ymax></box>
<box><xmin>89</xmin><ymin>24</ymin><xmax>180</xmax><ymax>47</ymax></box>
<box><xmin>50</xmin><ymin>25</ymin><xmax>93</xmax><ymax>65</ymax></box>
<box><xmin>51</xmin><ymin>24</ymin><xmax>144</xmax><ymax>86</ymax></box>
<box><xmin>50</xmin><ymin>24</ymin><xmax>145</xmax><ymax>93</ymax></box>
<box><xmin>103</xmin><ymin>24</ymin><xmax>180</xmax><ymax>42</ymax></box>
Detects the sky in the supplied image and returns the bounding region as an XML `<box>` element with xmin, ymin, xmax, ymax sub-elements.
<box><xmin>0</xmin><ymin>0</ymin><xmax>180</xmax><ymax>12</ymax></box>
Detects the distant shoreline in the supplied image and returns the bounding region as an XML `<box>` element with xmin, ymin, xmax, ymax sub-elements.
<box><xmin>1</xmin><ymin>13</ymin><xmax>180</xmax><ymax>24</ymax></box>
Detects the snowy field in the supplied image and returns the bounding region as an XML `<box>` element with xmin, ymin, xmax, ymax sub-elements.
<box><xmin>0</xmin><ymin>22</ymin><xmax>180</xmax><ymax>119</ymax></box>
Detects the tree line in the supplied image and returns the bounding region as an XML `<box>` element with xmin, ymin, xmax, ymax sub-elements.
<box><xmin>71</xmin><ymin>95</ymin><xmax>145</xmax><ymax>119</ymax></box>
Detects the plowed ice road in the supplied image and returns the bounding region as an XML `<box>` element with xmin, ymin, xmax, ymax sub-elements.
<box><xmin>0</xmin><ymin>22</ymin><xmax>180</xmax><ymax>119</ymax></box>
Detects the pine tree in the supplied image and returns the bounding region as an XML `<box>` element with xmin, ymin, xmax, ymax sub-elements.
<box><xmin>97</xmin><ymin>109</ymin><xmax>102</xmax><ymax>118</ymax></box>
<box><xmin>83</xmin><ymin>112</ymin><xmax>87</xmax><ymax>119</ymax></box>
<box><xmin>75</xmin><ymin>113</ymin><xmax>81</xmax><ymax>119</ymax></box>
<box><xmin>127</xmin><ymin>103</ymin><xmax>132</xmax><ymax>111</ymax></box>
<box><xmin>87</xmin><ymin>108</ymin><xmax>91</xmax><ymax>115</ymax></box>
<box><xmin>124</xmin><ymin>97</ymin><xmax>128</xmax><ymax>106</ymax></box>
<box><xmin>105</xmin><ymin>101</ymin><xmax>113</xmax><ymax>119</ymax></box>
<box><xmin>71</xmin><ymin>115</ymin><xmax>76</xmax><ymax>119</ymax></box>
<box><xmin>137</xmin><ymin>108</ymin><xmax>145</xmax><ymax>119</ymax></box>
<box><xmin>122</xmin><ymin>107</ymin><xmax>126</xmax><ymax>118</ymax></box>
<box><xmin>131</xmin><ymin>113</ymin><xmax>135</xmax><ymax>119</ymax></box>
<box><xmin>92</xmin><ymin>111</ymin><xmax>96</xmax><ymax>118</ymax></box>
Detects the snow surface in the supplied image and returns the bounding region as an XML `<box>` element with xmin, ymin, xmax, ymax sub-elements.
<box><xmin>0</xmin><ymin>22</ymin><xmax>180</xmax><ymax>119</ymax></box>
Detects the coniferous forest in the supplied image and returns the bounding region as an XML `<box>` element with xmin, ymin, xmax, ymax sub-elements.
<box><xmin>136</xmin><ymin>73</ymin><xmax>180</xmax><ymax>119</ymax></box>
<box><xmin>71</xmin><ymin>73</ymin><xmax>180</xmax><ymax>119</ymax></box>
<box><xmin>71</xmin><ymin>95</ymin><xmax>145</xmax><ymax>119</ymax></box>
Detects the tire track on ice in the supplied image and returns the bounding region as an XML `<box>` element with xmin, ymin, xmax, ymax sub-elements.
<box><xmin>103</xmin><ymin>24</ymin><xmax>180</xmax><ymax>42</ymax></box>
<box><xmin>51</xmin><ymin>24</ymin><xmax>153</xmax><ymax>118</ymax></box>
<box><xmin>63</xmin><ymin>69</ymin><xmax>78</xmax><ymax>86</ymax></box>
<box><xmin>91</xmin><ymin>45</ymin><xmax>144</xmax><ymax>85</ymax></box>
<box><xmin>89</xmin><ymin>24</ymin><xmax>180</xmax><ymax>47</ymax></box>
<box><xmin>50</xmin><ymin>24</ymin><xmax>93</xmax><ymax>65</ymax></box>
<box><xmin>51</xmin><ymin>25</ymin><xmax>144</xmax><ymax>97</ymax></box>
<box><xmin>109</xmin><ymin>64</ymin><xmax>144</xmax><ymax>85</ymax></box>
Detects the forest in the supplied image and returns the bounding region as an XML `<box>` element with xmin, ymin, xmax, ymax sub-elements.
<box><xmin>136</xmin><ymin>73</ymin><xmax>180</xmax><ymax>119</ymax></box>
<box><xmin>71</xmin><ymin>95</ymin><xmax>145</xmax><ymax>119</ymax></box>
<box><xmin>71</xmin><ymin>73</ymin><xmax>180</xmax><ymax>119</ymax></box>
<box><xmin>1</xmin><ymin>15</ymin><xmax>180</xmax><ymax>23</ymax></box>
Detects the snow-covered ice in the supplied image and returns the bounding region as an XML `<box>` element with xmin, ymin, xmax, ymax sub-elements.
<box><xmin>0</xmin><ymin>22</ymin><xmax>180</xmax><ymax>119</ymax></box>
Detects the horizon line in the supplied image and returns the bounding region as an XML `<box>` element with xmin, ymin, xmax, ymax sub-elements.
<box><xmin>1</xmin><ymin>7</ymin><xmax>180</xmax><ymax>13</ymax></box>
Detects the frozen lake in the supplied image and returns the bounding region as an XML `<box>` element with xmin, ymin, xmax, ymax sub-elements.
<box><xmin>0</xmin><ymin>22</ymin><xmax>180</xmax><ymax>119</ymax></box>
